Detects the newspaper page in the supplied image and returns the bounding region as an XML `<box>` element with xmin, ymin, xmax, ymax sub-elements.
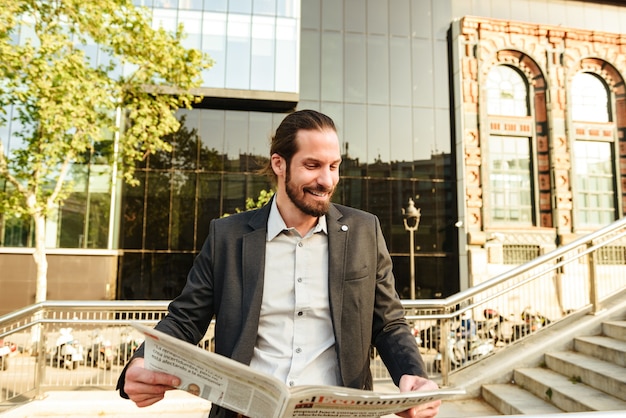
<box><xmin>281</xmin><ymin>385</ymin><xmax>465</xmax><ymax>417</ymax></box>
<box><xmin>133</xmin><ymin>323</ymin><xmax>465</xmax><ymax>418</ymax></box>
<box><xmin>135</xmin><ymin>322</ymin><xmax>288</xmax><ymax>418</ymax></box>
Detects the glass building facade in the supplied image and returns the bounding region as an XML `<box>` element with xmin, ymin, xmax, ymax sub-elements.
<box><xmin>116</xmin><ymin>0</ymin><xmax>459</xmax><ymax>300</ymax></box>
<box><xmin>10</xmin><ymin>0</ymin><xmax>625</xmax><ymax>306</ymax></box>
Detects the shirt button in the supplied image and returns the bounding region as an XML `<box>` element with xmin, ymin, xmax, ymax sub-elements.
<box><xmin>297</xmin><ymin>311</ymin><xmax>303</xmax><ymax>316</ymax></box>
<box><xmin>298</xmin><ymin>242</ymin><xmax>303</xmax><ymax>247</ymax></box>
<box><xmin>289</xmin><ymin>381</ymin><xmax>295</xmax><ymax>387</ymax></box>
<box><xmin>297</xmin><ymin>277</ymin><xmax>303</xmax><ymax>283</ymax></box>
<box><xmin>295</xmin><ymin>347</ymin><xmax>302</xmax><ymax>353</ymax></box>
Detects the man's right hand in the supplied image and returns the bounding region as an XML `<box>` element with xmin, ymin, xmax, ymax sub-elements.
<box><xmin>123</xmin><ymin>358</ymin><xmax>182</xmax><ymax>407</ymax></box>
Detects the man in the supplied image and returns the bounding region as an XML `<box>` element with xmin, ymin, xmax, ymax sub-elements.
<box><xmin>117</xmin><ymin>109</ymin><xmax>441</xmax><ymax>418</ymax></box>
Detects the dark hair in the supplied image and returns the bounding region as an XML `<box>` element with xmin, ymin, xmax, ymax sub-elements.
<box><xmin>259</xmin><ymin>109</ymin><xmax>336</xmax><ymax>182</ymax></box>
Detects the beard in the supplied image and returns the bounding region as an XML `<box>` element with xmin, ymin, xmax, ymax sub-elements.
<box><xmin>285</xmin><ymin>169</ymin><xmax>334</xmax><ymax>217</ymax></box>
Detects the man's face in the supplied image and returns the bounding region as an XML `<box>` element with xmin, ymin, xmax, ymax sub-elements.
<box><xmin>284</xmin><ymin>129</ymin><xmax>341</xmax><ymax>217</ymax></box>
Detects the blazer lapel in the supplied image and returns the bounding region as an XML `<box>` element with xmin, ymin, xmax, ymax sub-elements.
<box><xmin>326</xmin><ymin>204</ymin><xmax>347</xmax><ymax>364</ymax></box>
<box><xmin>231</xmin><ymin>204</ymin><xmax>270</xmax><ymax>364</ymax></box>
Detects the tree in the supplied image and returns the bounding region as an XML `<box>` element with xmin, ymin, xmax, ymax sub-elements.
<box><xmin>0</xmin><ymin>0</ymin><xmax>212</xmax><ymax>304</ymax></box>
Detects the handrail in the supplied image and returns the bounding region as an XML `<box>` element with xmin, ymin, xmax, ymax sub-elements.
<box><xmin>1</xmin><ymin>218</ymin><xmax>626</xmax><ymax>414</ymax></box>
<box><xmin>402</xmin><ymin>216</ymin><xmax>626</xmax><ymax>310</ymax></box>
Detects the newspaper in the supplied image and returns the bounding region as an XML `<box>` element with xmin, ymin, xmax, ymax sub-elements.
<box><xmin>132</xmin><ymin>322</ymin><xmax>465</xmax><ymax>418</ymax></box>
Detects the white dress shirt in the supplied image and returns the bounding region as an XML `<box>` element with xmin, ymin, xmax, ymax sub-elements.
<box><xmin>248</xmin><ymin>198</ymin><xmax>341</xmax><ymax>387</ymax></box>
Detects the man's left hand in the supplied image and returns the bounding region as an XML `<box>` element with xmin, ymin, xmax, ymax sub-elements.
<box><xmin>395</xmin><ymin>375</ymin><xmax>441</xmax><ymax>418</ymax></box>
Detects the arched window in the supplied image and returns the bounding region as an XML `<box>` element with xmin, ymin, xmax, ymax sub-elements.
<box><xmin>486</xmin><ymin>65</ymin><xmax>534</xmax><ymax>225</ymax></box>
<box><xmin>571</xmin><ymin>72</ymin><xmax>617</xmax><ymax>227</ymax></box>
<box><xmin>571</xmin><ymin>72</ymin><xmax>610</xmax><ymax>123</ymax></box>
<box><xmin>486</xmin><ymin>65</ymin><xmax>528</xmax><ymax>117</ymax></box>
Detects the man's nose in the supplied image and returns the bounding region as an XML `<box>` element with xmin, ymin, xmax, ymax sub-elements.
<box><xmin>317</xmin><ymin>167</ymin><xmax>335</xmax><ymax>188</ymax></box>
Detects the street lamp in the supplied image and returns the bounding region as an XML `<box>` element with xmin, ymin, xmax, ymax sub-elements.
<box><xmin>402</xmin><ymin>197</ymin><xmax>421</xmax><ymax>299</ymax></box>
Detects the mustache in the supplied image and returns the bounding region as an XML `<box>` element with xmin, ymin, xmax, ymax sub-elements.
<box><xmin>305</xmin><ymin>184</ymin><xmax>334</xmax><ymax>193</ymax></box>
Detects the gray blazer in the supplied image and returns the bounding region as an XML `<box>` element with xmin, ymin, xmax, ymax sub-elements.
<box><xmin>118</xmin><ymin>200</ymin><xmax>426</xmax><ymax>418</ymax></box>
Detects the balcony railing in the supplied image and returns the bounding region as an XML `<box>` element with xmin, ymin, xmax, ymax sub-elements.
<box><xmin>1</xmin><ymin>217</ymin><xmax>626</xmax><ymax>410</ymax></box>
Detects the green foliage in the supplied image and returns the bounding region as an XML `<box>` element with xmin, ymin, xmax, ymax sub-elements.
<box><xmin>0</xmin><ymin>0</ymin><xmax>212</xmax><ymax>218</ymax></box>
<box><xmin>222</xmin><ymin>189</ymin><xmax>275</xmax><ymax>217</ymax></box>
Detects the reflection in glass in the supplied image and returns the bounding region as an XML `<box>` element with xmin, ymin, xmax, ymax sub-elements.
<box><xmin>571</xmin><ymin>72</ymin><xmax>610</xmax><ymax>123</ymax></box>
<box><xmin>574</xmin><ymin>140</ymin><xmax>615</xmax><ymax>226</ymax></box>
<box><xmin>145</xmin><ymin>171</ymin><xmax>171</xmax><ymax>250</ymax></box>
<box><xmin>486</xmin><ymin>65</ymin><xmax>528</xmax><ymax>116</ymax></box>
<box><xmin>121</xmin><ymin>173</ymin><xmax>146</xmax><ymax>250</ymax></box>
<box><xmin>488</xmin><ymin>135</ymin><xmax>533</xmax><ymax>225</ymax></box>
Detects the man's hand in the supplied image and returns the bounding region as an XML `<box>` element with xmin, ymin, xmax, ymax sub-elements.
<box><xmin>123</xmin><ymin>358</ymin><xmax>181</xmax><ymax>407</ymax></box>
<box><xmin>395</xmin><ymin>375</ymin><xmax>441</xmax><ymax>418</ymax></box>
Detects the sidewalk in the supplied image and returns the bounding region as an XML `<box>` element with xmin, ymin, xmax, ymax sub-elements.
<box><xmin>0</xmin><ymin>388</ymin><xmax>501</xmax><ymax>418</ymax></box>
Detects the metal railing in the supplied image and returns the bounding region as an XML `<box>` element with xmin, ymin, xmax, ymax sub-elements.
<box><xmin>1</xmin><ymin>217</ymin><xmax>626</xmax><ymax>408</ymax></box>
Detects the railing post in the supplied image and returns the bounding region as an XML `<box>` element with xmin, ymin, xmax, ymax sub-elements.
<box><xmin>440</xmin><ymin>317</ymin><xmax>450</xmax><ymax>386</ymax></box>
<box><xmin>587</xmin><ymin>241</ymin><xmax>598</xmax><ymax>314</ymax></box>
<box><xmin>35</xmin><ymin>330</ymin><xmax>46</xmax><ymax>399</ymax></box>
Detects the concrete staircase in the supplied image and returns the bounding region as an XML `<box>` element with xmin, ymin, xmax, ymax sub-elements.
<box><xmin>482</xmin><ymin>320</ymin><xmax>626</xmax><ymax>415</ymax></box>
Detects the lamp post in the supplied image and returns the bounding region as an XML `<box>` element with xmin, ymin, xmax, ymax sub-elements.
<box><xmin>402</xmin><ymin>197</ymin><xmax>421</xmax><ymax>299</ymax></box>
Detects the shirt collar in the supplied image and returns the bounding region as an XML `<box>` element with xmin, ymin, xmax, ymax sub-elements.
<box><xmin>267</xmin><ymin>196</ymin><xmax>327</xmax><ymax>241</ymax></box>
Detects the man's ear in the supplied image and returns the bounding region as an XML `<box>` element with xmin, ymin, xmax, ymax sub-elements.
<box><xmin>270</xmin><ymin>153</ymin><xmax>284</xmax><ymax>176</ymax></box>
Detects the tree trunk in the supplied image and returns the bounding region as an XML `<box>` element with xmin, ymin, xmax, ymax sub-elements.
<box><xmin>33</xmin><ymin>212</ymin><xmax>48</xmax><ymax>304</ymax></box>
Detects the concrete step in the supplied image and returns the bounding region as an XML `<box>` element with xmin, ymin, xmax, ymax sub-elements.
<box><xmin>545</xmin><ymin>350</ymin><xmax>626</xmax><ymax>402</ymax></box>
<box><xmin>602</xmin><ymin>320</ymin><xmax>626</xmax><ymax>342</ymax></box>
<box><xmin>482</xmin><ymin>383</ymin><xmax>562</xmax><ymax>415</ymax></box>
<box><xmin>513</xmin><ymin>367</ymin><xmax>626</xmax><ymax>412</ymax></box>
<box><xmin>574</xmin><ymin>335</ymin><xmax>626</xmax><ymax>367</ymax></box>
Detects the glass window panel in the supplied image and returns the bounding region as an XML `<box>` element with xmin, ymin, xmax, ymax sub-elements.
<box><xmin>343</xmin><ymin>103</ymin><xmax>367</xmax><ymax>164</ymax></box>
<box><xmin>574</xmin><ymin>140</ymin><xmax>615</xmax><ymax>226</ymax></box>
<box><xmin>202</xmin><ymin>12</ymin><xmax>227</xmax><ymax>88</ymax></box>
<box><xmin>254</xmin><ymin>0</ymin><xmax>277</xmax><ymax>15</ymax></box>
<box><xmin>389</xmin><ymin>37</ymin><xmax>411</xmax><ymax>106</ymax></box>
<box><xmin>571</xmin><ymin>72</ymin><xmax>610</xmax><ymax>122</ymax></box>
<box><xmin>59</xmin><ymin>191</ymin><xmax>87</xmax><ymax>248</ymax></box>
<box><xmin>344</xmin><ymin>0</ymin><xmax>366</xmax><ymax>33</ymax></box>
<box><xmin>412</xmin><ymin>107</ymin><xmax>435</xmax><ymax>163</ymax></box>
<box><xmin>178</xmin><ymin>11</ymin><xmax>202</xmax><ymax>49</ymax></box>
<box><xmin>367</xmin><ymin>35</ymin><xmax>389</xmax><ymax>104</ymax></box>
<box><xmin>152</xmin><ymin>8</ymin><xmax>178</xmax><ymax>32</ymax></box>
<box><xmin>275</xmin><ymin>17</ymin><xmax>298</xmax><ymax>92</ymax></box>
<box><xmin>321</xmin><ymin>31</ymin><xmax>343</xmax><ymax>102</ymax></box>
<box><xmin>226</xmin><ymin>14</ymin><xmax>252</xmax><ymax>90</ymax></box>
<box><xmin>172</xmin><ymin>113</ymin><xmax>200</xmax><ymax>170</ymax></box>
<box><xmin>204</xmin><ymin>0</ymin><xmax>227</xmax><ymax>12</ymax></box>
<box><xmin>390</xmin><ymin>106</ymin><xmax>412</xmax><ymax>167</ymax></box>
<box><xmin>344</xmin><ymin>34</ymin><xmax>366</xmax><ymax>103</ymax></box>
<box><xmin>367</xmin><ymin>105</ymin><xmax>390</xmax><ymax>168</ymax></box>
<box><xmin>276</xmin><ymin>0</ymin><xmax>297</xmax><ymax>18</ymax></box>
<box><xmin>222</xmin><ymin>173</ymin><xmax>247</xmax><ymax>215</ymax></box>
<box><xmin>197</xmin><ymin>173</ymin><xmax>223</xmax><ymax>245</ymax></box>
<box><xmin>154</xmin><ymin>0</ymin><xmax>178</xmax><ymax>8</ymax></box>
<box><xmin>486</xmin><ymin>65</ymin><xmax>528</xmax><ymax>116</ymax></box>
<box><xmin>170</xmin><ymin>172</ymin><xmax>196</xmax><ymax>250</ymax></box>
<box><xmin>224</xmin><ymin>112</ymin><xmax>249</xmax><ymax>171</ymax></box>
<box><xmin>119</xmin><ymin>252</ymin><xmax>144</xmax><ymax>299</ymax></box>
<box><xmin>248</xmin><ymin>112</ymin><xmax>273</xmax><ymax>167</ymax></box>
<box><xmin>321</xmin><ymin>0</ymin><xmax>342</xmax><ymax>31</ymax></box>
<box><xmin>251</xmin><ymin>16</ymin><xmax>276</xmax><ymax>91</ymax></box>
<box><xmin>120</xmin><ymin>172</ymin><xmax>146</xmax><ymax>250</ymax></box>
<box><xmin>229</xmin><ymin>0</ymin><xmax>253</xmax><ymax>14</ymax></box>
<box><xmin>367</xmin><ymin>0</ymin><xmax>388</xmax><ymax>34</ymax></box>
<box><xmin>198</xmin><ymin>110</ymin><xmax>225</xmax><ymax>171</ymax></box>
<box><xmin>488</xmin><ymin>135</ymin><xmax>534</xmax><ymax>225</ymax></box>
<box><xmin>299</xmin><ymin>31</ymin><xmax>320</xmax><ymax>100</ymax></box>
<box><xmin>389</xmin><ymin>0</ymin><xmax>410</xmax><ymax>36</ymax></box>
<box><xmin>133</xmin><ymin>0</ymin><xmax>154</xmax><ymax>7</ymax></box>
<box><xmin>178</xmin><ymin>0</ymin><xmax>203</xmax><ymax>10</ymax></box>
<box><xmin>145</xmin><ymin>171</ymin><xmax>171</xmax><ymax>250</ymax></box>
